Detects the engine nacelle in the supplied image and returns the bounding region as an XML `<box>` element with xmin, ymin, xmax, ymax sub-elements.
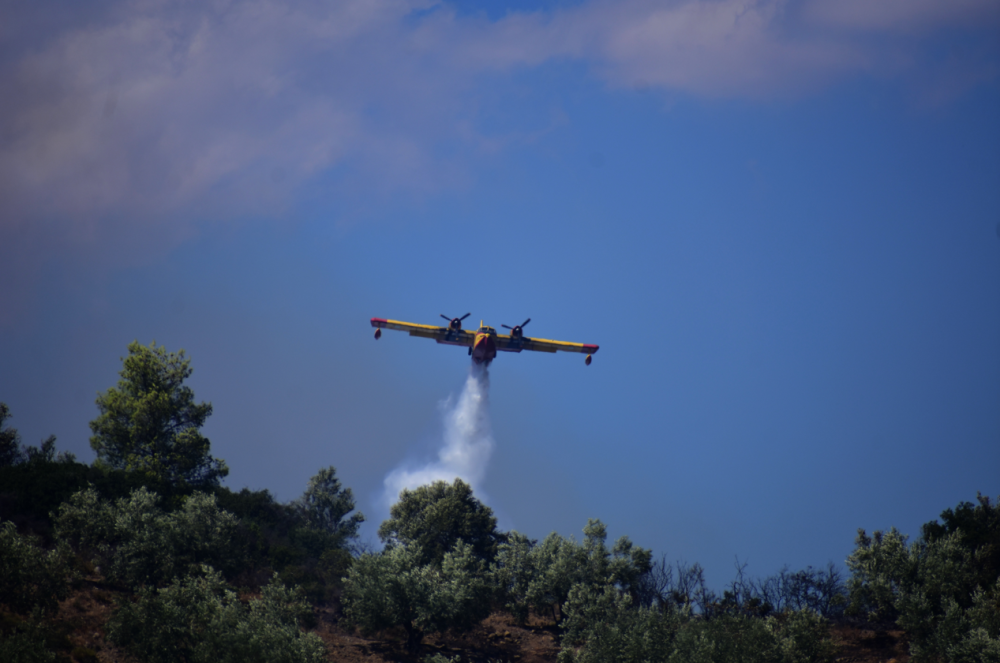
<box><xmin>374</xmin><ymin>328</ymin><xmax>382</xmax><ymax>340</ymax></box>
<box><xmin>585</xmin><ymin>354</ymin><xmax>592</xmax><ymax>365</ymax></box>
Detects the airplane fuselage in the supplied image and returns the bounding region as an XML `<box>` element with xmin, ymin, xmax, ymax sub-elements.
<box><xmin>472</xmin><ymin>329</ymin><xmax>498</xmax><ymax>365</ymax></box>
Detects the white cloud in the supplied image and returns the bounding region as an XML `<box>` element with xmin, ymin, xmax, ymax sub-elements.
<box><xmin>0</xmin><ymin>0</ymin><xmax>996</xmax><ymax>324</ymax></box>
<box><xmin>802</xmin><ymin>0</ymin><xmax>1000</xmax><ymax>32</ymax></box>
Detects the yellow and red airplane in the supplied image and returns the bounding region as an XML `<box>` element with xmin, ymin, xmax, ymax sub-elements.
<box><xmin>370</xmin><ymin>314</ymin><xmax>600</xmax><ymax>366</ymax></box>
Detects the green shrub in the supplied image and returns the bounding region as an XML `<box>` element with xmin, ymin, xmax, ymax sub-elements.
<box><xmin>54</xmin><ymin>487</ymin><xmax>243</xmax><ymax>589</ymax></box>
<box><xmin>0</xmin><ymin>521</ymin><xmax>75</xmax><ymax>614</ymax></box>
<box><xmin>295</xmin><ymin>466</ymin><xmax>364</xmax><ymax>551</ymax></box>
<box><xmin>107</xmin><ymin>566</ymin><xmax>326</xmax><ymax>663</ymax></box>
<box><xmin>846</xmin><ymin>494</ymin><xmax>1000</xmax><ymax>661</ymax></box>
<box><xmin>558</xmin><ymin>583</ymin><xmax>684</xmax><ymax>663</ymax></box>
<box><xmin>342</xmin><ymin>540</ymin><xmax>492</xmax><ymax>651</ymax></box>
<box><xmin>213</xmin><ymin>478</ymin><xmax>361</xmax><ymax>585</ymax></box>
<box><xmin>773</xmin><ymin>608</ymin><xmax>836</xmax><ymax>663</ymax></box>
<box><xmin>491</xmin><ymin>519</ymin><xmax>651</xmax><ymax>624</ymax></box>
<box><xmin>379</xmin><ymin>479</ymin><xmax>503</xmax><ymax>567</ymax></box>
<box><xmin>557</xmin><ymin>579</ymin><xmax>833</xmax><ymax>663</ymax></box>
<box><xmin>0</xmin><ymin>615</ymin><xmax>56</xmax><ymax>663</ymax></box>
<box><xmin>845</xmin><ymin>526</ymin><xmax>913</xmax><ymax>622</ymax></box>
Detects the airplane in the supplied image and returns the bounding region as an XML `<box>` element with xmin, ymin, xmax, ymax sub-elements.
<box><xmin>370</xmin><ymin>313</ymin><xmax>600</xmax><ymax>366</ymax></box>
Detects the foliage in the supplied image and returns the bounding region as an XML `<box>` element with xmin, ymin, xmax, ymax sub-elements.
<box><xmin>846</xmin><ymin>526</ymin><xmax>913</xmax><ymax>622</ymax></box>
<box><xmin>0</xmin><ymin>522</ymin><xmax>76</xmax><ymax>614</ymax></box>
<box><xmin>558</xmin><ymin>583</ymin><xmax>684</xmax><ymax>663</ymax></box>
<box><xmin>922</xmin><ymin>492</ymin><xmax>1000</xmax><ymax>598</ymax></box>
<box><xmin>294</xmin><ymin>465</ymin><xmax>365</xmax><ymax>552</ymax></box>
<box><xmin>210</xmin><ymin>481</ymin><xmax>359</xmax><ymax>601</ymax></box>
<box><xmin>54</xmin><ymin>487</ymin><xmax>244</xmax><ymax>589</ymax></box>
<box><xmin>671</xmin><ymin>610</ymin><xmax>834</xmax><ymax>663</ymax></box>
<box><xmin>342</xmin><ymin>540</ymin><xmax>493</xmax><ymax>651</ymax></box>
<box><xmin>89</xmin><ymin>341</ymin><xmax>228</xmax><ymax>488</ymax></box>
<box><xmin>0</xmin><ymin>401</ymin><xmax>18</xmax><ymax>466</ymax></box>
<box><xmin>558</xmin><ymin>581</ymin><xmax>834</xmax><ymax>663</ymax></box>
<box><xmin>491</xmin><ymin>519</ymin><xmax>651</xmax><ymax>623</ymax></box>
<box><xmin>422</xmin><ymin>655</ymin><xmax>463</xmax><ymax>663</ymax></box>
<box><xmin>107</xmin><ymin>566</ymin><xmax>326</xmax><ymax>663</ymax></box>
<box><xmin>846</xmin><ymin>493</ymin><xmax>1000</xmax><ymax>661</ymax></box>
<box><xmin>0</xmin><ymin>614</ymin><xmax>57</xmax><ymax>663</ymax></box>
<box><xmin>379</xmin><ymin>479</ymin><xmax>503</xmax><ymax>567</ymax></box>
<box><xmin>0</xmin><ymin>403</ymin><xmax>74</xmax><ymax>469</ymax></box>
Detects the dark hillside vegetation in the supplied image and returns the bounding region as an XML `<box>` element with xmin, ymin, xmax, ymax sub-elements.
<box><xmin>1</xmin><ymin>341</ymin><xmax>998</xmax><ymax>662</ymax></box>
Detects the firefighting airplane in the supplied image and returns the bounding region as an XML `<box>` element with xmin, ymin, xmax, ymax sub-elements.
<box><xmin>370</xmin><ymin>314</ymin><xmax>600</xmax><ymax>366</ymax></box>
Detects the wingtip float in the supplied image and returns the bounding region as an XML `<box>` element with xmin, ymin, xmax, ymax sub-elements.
<box><xmin>370</xmin><ymin>315</ymin><xmax>599</xmax><ymax>366</ymax></box>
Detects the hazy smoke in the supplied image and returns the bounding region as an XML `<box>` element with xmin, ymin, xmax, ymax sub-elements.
<box><xmin>382</xmin><ymin>364</ymin><xmax>494</xmax><ymax>506</ymax></box>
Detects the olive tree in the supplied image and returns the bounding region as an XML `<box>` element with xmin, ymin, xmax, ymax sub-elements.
<box><xmin>295</xmin><ymin>466</ymin><xmax>365</xmax><ymax>550</ymax></box>
<box><xmin>492</xmin><ymin>519</ymin><xmax>651</xmax><ymax>624</ymax></box>
<box><xmin>90</xmin><ymin>341</ymin><xmax>227</xmax><ymax>488</ymax></box>
<box><xmin>341</xmin><ymin>540</ymin><xmax>492</xmax><ymax>651</ymax></box>
<box><xmin>846</xmin><ymin>494</ymin><xmax>1000</xmax><ymax>661</ymax></box>
<box><xmin>107</xmin><ymin>566</ymin><xmax>326</xmax><ymax>663</ymax></box>
<box><xmin>0</xmin><ymin>521</ymin><xmax>76</xmax><ymax>614</ymax></box>
<box><xmin>54</xmin><ymin>487</ymin><xmax>244</xmax><ymax>589</ymax></box>
<box><xmin>379</xmin><ymin>479</ymin><xmax>502</xmax><ymax>566</ymax></box>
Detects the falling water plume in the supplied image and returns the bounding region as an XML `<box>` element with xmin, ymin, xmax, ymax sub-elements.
<box><xmin>382</xmin><ymin>363</ymin><xmax>493</xmax><ymax>507</ymax></box>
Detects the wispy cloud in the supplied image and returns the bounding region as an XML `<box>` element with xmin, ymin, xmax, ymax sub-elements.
<box><xmin>1</xmin><ymin>0</ymin><xmax>996</xmax><ymax>324</ymax></box>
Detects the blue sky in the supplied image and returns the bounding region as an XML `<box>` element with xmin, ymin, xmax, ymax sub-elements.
<box><xmin>2</xmin><ymin>0</ymin><xmax>998</xmax><ymax>587</ymax></box>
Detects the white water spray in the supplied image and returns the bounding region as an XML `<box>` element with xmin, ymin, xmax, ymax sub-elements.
<box><xmin>382</xmin><ymin>364</ymin><xmax>494</xmax><ymax>506</ymax></box>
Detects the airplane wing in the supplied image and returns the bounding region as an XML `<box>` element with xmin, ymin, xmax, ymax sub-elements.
<box><xmin>370</xmin><ymin>318</ymin><xmax>475</xmax><ymax>347</ymax></box>
<box><xmin>496</xmin><ymin>333</ymin><xmax>599</xmax><ymax>356</ymax></box>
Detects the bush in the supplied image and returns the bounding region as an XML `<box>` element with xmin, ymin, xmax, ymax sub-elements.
<box><xmin>491</xmin><ymin>519</ymin><xmax>651</xmax><ymax>624</ymax></box>
<box><xmin>846</xmin><ymin>494</ymin><xmax>1000</xmax><ymax>661</ymax></box>
<box><xmin>379</xmin><ymin>479</ymin><xmax>503</xmax><ymax>567</ymax></box>
<box><xmin>54</xmin><ymin>487</ymin><xmax>243</xmax><ymax>589</ymax></box>
<box><xmin>0</xmin><ymin>521</ymin><xmax>75</xmax><ymax>614</ymax></box>
<box><xmin>107</xmin><ymin>566</ymin><xmax>326</xmax><ymax>663</ymax></box>
<box><xmin>558</xmin><ymin>583</ymin><xmax>684</xmax><ymax>663</ymax></box>
<box><xmin>0</xmin><ymin>616</ymin><xmax>57</xmax><ymax>663</ymax></box>
<box><xmin>557</xmin><ymin>580</ymin><xmax>834</xmax><ymax>663</ymax></box>
<box><xmin>295</xmin><ymin>466</ymin><xmax>365</xmax><ymax>551</ymax></box>
<box><xmin>342</xmin><ymin>540</ymin><xmax>492</xmax><ymax>651</ymax></box>
<box><xmin>845</xmin><ymin>526</ymin><xmax>913</xmax><ymax>623</ymax></box>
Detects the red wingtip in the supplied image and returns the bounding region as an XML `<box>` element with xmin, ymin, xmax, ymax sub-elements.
<box><xmin>371</xmin><ymin>318</ymin><xmax>388</xmax><ymax>328</ymax></box>
<box><xmin>583</xmin><ymin>344</ymin><xmax>600</xmax><ymax>353</ymax></box>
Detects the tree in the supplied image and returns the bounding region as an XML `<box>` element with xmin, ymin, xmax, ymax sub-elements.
<box><xmin>296</xmin><ymin>466</ymin><xmax>365</xmax><ymax>550</ymax></box>
<box><xmin>342</xmin><ymin>541</ymin><xmax>492</xmax><ymax>651</ymax></box>
<box><xmin>54</xmin><ymin>487</ymin><xmax>244</xmax><ymax>590</ymax></box>
<box><xmin>0</xmin><ymin>402</ymin><xmax>70</xmax><ymax>466</ymax></box>
<box><xmin>379</xmin><ymin>479</ymin><xmax>502</xmax><ymax>566</ymax></box>
<box><xmin>90</xmin><ymin>341</ymin><xmax>227</xmax><ymax>488</ymax></box>
<box><xmin>0</xmin><ymin>521</ymin><xmax>76</xmax><ymax>614</ymax></box>
<box><xmin>492</xmin><ymin>519</ymin><xmax>651</xmax><ymax>624</ymax></box>
<box><xmin>0</xmin><ymin>401</ymin><xmax>21</xmax><ymax>466</ymax></box>
<box><xmin>107</xmin><ymin>566</ymin><xmax>327</xmax><ymax>663</ymax></box>
<box><xmin>846</xmin><ymin>495</ymin><xmax>1000</xmax><ymax>661</ymax></box>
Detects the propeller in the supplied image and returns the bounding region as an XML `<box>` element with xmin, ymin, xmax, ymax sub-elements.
<box><xmin>502</xmin><ymin>318</ymin><xmax>531</xmax><ymax>338</ymax></box>
<box><xmin>441</xmin><ymin>313</ymin><xmax>471</xmax><ymax>330</ymax></box>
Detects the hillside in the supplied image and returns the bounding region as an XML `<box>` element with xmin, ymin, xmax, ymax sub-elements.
<box><xmin>13</xmin><ymin>577</ymin><xmax>912</xmax><ymax>663</ymax></box>
<box><xmin>2</xmin><ymin>387</ymin><xmax>996</xmax><ymax>663</ymax></box>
